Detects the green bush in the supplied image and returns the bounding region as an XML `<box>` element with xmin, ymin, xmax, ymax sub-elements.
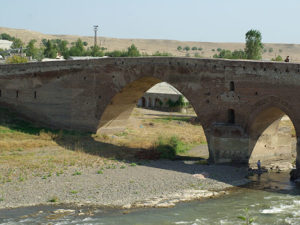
<box><xmin>271</xmin><ymin>55</ymin><xmax>283</xmax><ymax>61</ymax></box>
<box><xmin>6</xmin><ymin>55</ymin><xmax>28</xmax><ymax>64</ymax></box>
<box><xmin>152</xmin><ymin>51</ymin><xmax>172</xmax><ymax>56</ymax></box>
<box><xmin>192</xmin><ymin>46</ymin><xmax>197</xmax><ymax>51</ymax></box>
<box><xmin>194</xmin><ymin>52</ymin><xmax>201</xmax><ymax>58</ymax></box>
<box><xmin>213</xmin><ymin>49</ymin><xmax>246</xmax><ymax>59</ymax></box>
<box><xmin>155</xmin><ymin>136</ymin><xmax>190</xmax><ymax>159</ymax></box>
<box><xmin>183</xmin><ymin>46</ymin><xmax>190</xmax><ymax>51</ymax></box>
<box><xmin>177</xmin><ymin>46</ymin><xmax>182</xmax><ymax>51</ymax></box>
<box><xmin>166</xmin><ymin>95</ymin><xmax>186</xmax><ymax>108</ymax></box>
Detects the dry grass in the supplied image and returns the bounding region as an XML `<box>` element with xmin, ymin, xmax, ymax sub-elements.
<box><xmin>0</xmin><ymin>107</ymin><xmax>206</xmax><ymax>183</ymax></box>
<box><xmin>95</xmin><ymin>108</ymin><xmax>206</xmax><ymax>150</ymax></box>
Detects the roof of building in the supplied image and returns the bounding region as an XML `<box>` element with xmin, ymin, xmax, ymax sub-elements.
<box><xmin>146</xmin><ymin>82</ymin><xmax>183</xmax><ymax>95</ymax></box>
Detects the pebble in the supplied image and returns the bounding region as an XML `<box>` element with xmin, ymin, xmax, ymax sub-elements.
<box><xmin>0</xmin><ymin>161</ymin><xmax>249</xmax><ymax>210</ymax></box>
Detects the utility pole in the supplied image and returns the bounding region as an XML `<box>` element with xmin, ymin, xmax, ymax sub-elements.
<box><xmin>93</xmin><ymin>25</ymin><xmax>99</xmax><ymax>47</ymax></box>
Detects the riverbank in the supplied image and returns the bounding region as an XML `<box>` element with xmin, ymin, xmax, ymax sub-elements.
<box><xmin>2</xmin><ymin>172</ymin><xmax>299</xmax><ymax>225</ymax></box>
<box><xmin>0</xmin><ymin>158</ymin><xmax>249</xmax><ymax>210</ymax></box>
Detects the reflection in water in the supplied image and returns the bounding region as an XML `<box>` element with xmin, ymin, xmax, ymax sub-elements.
<box><xmin>0</xmin><ymin>172</ymin><xmax>300</xmax><ymax>225</ymax></box>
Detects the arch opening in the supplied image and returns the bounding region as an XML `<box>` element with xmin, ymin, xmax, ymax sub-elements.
<box><xmin>96</xmin><ymin>77</ymin><xmax>209</xmax><ymax>161</ymax></box>
<box><xmin>228</xmin><ymin>109</ymin><xmax>235</xmax><ymax>124</ymax></box>
<box><xmin>249</xmin><ymin>107</ymin><xmax>297</xmax><ymax>171</ymax></box>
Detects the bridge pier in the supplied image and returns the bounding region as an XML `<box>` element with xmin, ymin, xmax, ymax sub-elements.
<box><xmin>208</xmin><ymin>124</ymin><xmax>249</xmax><ymax>164</ymax></box>
<box><xmin>290</xmin><ymin>137</ymin><xmax>300</xmax><ymax>181</ymax></box>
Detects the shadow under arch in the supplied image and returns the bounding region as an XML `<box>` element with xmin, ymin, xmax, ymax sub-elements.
<box><xmin>96</xmin><ymin>75</ymin><xmax>211</xmax><ymax>160</ymax></box>
<box><xmin>96</xmin><ymin>76</ymin><xmax>207</xmax><ymax>134</ymax></box>
<box><xmin>247</xmin><ymin>97</ymin><xmax>298</xmax><ymax>168</ymax></box>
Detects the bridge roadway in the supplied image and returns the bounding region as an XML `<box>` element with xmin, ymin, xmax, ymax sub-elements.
<box><xmin>0</xmin><ymin>57</ymin><xmax>300</xmax><ymax>178</ymax></box>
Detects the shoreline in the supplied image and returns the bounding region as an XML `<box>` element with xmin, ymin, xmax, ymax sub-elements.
<box><xmin>0</xmin><ymin>160</ymin><xmax>250</xmax><ymax>211</ymax></box>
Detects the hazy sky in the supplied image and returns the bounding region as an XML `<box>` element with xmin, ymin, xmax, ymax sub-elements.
<box><xmin>1</xmin><ymin>0</ymin><xmax>300</xmax><ymax>43</ymax></box>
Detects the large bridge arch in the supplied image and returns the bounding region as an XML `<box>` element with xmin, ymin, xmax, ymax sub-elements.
<box><xmin>96</xmin><ymin>75</ymin><xmax>206</xmax><ymax>133</ymax></box>
<box><xmin>246</xmin><ymin>96</ymin><xmax>300</xmax><ymax>168</ymax></box>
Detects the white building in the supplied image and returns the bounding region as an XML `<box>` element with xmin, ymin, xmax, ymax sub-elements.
<box><xmin>137</xmin><ymin>82</ymin><xmax>189</xmax><ymax>110</ymax></box>
<box><xmin>0</xmin><ymin>40</ymin><xmax>12</xmax><ymax>50</ymax></box>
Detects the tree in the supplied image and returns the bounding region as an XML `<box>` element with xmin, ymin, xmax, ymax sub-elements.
<box><xmin>245</xmin><ymin>29</ymin><xmax>263</xmax><ymax>60</ymax></box>
<box><xmin>0</xmin><ymin>33</ymin><xmax>15</xmax><ymax>41</ymax></box>
<box><xmin>25</xmin><ymin>39</ymin><xmax>39</xmax><ymax>58</ymax></box>
<box><xmin>11</xmin><ymin>38</ymin><xmax>24</xmax><ymax>49</ymax></box>
<box><xmin>105</xmin><ymin>50</ymin><xmax>125</xmax><ymax>57</ymax></box>
<box><xmin>232</xmin><ymin>50</ymin><xmax>247</xmax><ymax>59</ymax></box>
<box><xmin>69</xmin><ymin>39</ymin><xmax>85</xmax><ymax>56</ymax></box>
<box><xmin>213</xmin><ymin>49</ymin><xmax>232</xmax><ymax>59</ymax></box>
<box><xmin>213</xmin><ymin>49</ymin><xmax>246</xmax><ymax>59</ymax></box>
<box><xmin>183</xmin><ymin>46</ymin><xmax>190</xmax><ymax>51</ymax></box>
<box><xmin>89</xmin><ymin>45</ymin><xmax>104</xmax><ymax>57</ymax></box>
<box><xmin>192</xmin><ymin>46</ymin><xmax>197</xmax><ymax>51</ymax></box>
<box><xmin>177</xmin><ymin>46</ymin><xmax>182</xmax><ymax>51</ymax></box>
<box><xmin>127</xmin><ymin>44</ymin><xmax>140</xmax><ymax>57</ymax></box>
<box><xmin>44</xmin><ymin>40</ymin><xmax>57</xmax><ymax>58</ymax></box>
<box><xmin>42</xmin><ymin>39</ymin><xmax>48</xmax><ymax>47</ymax></box>
<box><xmin>57</xmin><ymin>40</ymin><xmax>69</xmax><ymax>58</ymax></box>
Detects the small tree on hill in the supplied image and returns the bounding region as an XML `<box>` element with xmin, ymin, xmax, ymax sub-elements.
<box><xmin>245</xmin><ymin>29</ymin><xmax>263</xmax><ymax>60</ymax></box>
<box><xmin>44</xmin><ymin>40</ymin><xmax>57</xmax><ymax>58</ymax></box>
<box><xmin>177</xmin><ymin>46</ymin><xmax>182</xmax><ymax>51</ymax></box>
<box><xmin>127</xmin><ymin>44</ymin><xmax>140</xmax><ymax>57</ymax></box>
<box><xmin>69</xmin><ymin>39</ymin><xmax>85</xmax><ymax>56</ymax></box>
<box><xmin>271</xmin><ymin>55</ymin><xmax>283</xmax><ymax>61</ymax></box>
<box><xmin>25</xmin><ymin>39</ymin><xmax>39</xmax><ymax>58</ymax></box>
<box><xmin>183</xmin><ymin>46</ymin><xmax>190</xmax><ymax>51</ymax></box>
<box><xmin>11</xmin><ymin>38</ymin><xmax>24</xmax><ymax>49</ymax></box>
<box><xmin>0</xmin><ymin>33</ymin><xmax>15</xmax><ymax>41</ymax></box>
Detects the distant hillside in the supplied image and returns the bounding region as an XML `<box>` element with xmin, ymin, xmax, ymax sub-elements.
<box><xmin>1</xmin><ymin>26</ymin><xmax>300</xmax><ymax>62</ymax></box>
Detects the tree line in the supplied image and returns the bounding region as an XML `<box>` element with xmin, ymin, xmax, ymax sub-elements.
<box><xmin>0</xmin><ymin>29</ymin><xmax>283</xmax><ymax>62</ymax></box>
<box><xmin>0</xmin><ymin>33</ymin><xmax>162</xmax><ymax>61</ymax></box>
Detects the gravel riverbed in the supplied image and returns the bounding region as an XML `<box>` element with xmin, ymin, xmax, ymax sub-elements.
<box><xmin>0</xmin><ymin>160</ymin><xmax>249</xmax><ymax>209</ymax></box>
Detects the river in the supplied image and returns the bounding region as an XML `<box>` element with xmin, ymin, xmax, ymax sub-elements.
<box><xmin>0</xmin><ymin>172</ymin><xmax>299</xmax><ymax>225</ymax></box>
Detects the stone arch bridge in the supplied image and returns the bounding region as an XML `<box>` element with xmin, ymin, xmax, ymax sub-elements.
<box><xmin>0</xmin><ymin>57</ymin><xmax>300</xmax><ymax>178</ymax></box>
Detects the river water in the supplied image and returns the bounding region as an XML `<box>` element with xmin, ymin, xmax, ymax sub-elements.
<box><xmin>0</xmin><ymin>172</ymin><xmax>300</xmax><ymax>225</ymax></box>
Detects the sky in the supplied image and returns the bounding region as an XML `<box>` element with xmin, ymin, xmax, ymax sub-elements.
<box><xmin>1</xmin><ymin>0</ymin><xmax>300</xmax><ymax>43</ymax></box>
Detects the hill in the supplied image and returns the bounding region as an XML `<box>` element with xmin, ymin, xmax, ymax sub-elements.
<box><xmin>1</xmin><ymin>26</ymin><xmax>300</xmax><ymax>61</ymax></box>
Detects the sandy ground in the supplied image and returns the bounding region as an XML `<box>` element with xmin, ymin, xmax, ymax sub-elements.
<box><xmin>0</xmin><ymin>157</ymin><xmax>249</xmax><ymax>210</ymax></box>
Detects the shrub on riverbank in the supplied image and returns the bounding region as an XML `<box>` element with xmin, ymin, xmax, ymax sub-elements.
<box><xmin>155</xmin><ymin>136</ymin><xmax>190</xmax><ymax>159</ymax></box>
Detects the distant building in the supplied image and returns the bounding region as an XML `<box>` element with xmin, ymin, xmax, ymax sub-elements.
<box><xmin>137</xmin><ymin>82</ymin><xmax>189</xmax><ymax>110</ymax></box>
<box><xmin>69</xmin><ymin>56</ymin><xmax>108</xmax><ymax>60</ymax></box>
<box><xmin>0</xmin><ymin>40</ymin><xmax>12</xmax><ymax>50</ymax></box>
